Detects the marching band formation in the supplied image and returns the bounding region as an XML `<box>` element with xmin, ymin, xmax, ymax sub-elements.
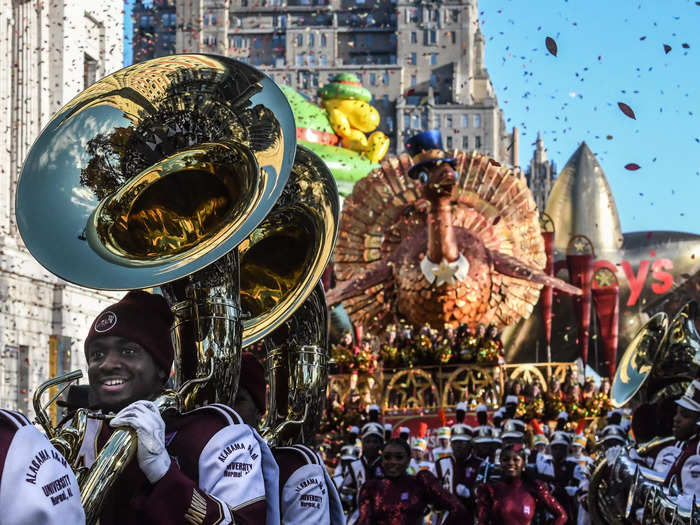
<box><xmin>2</xmin><ymin>53</ymin><xmax>699</xmax><ymax>525</ymax></box>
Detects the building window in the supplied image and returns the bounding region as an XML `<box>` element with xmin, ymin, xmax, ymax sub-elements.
<box><xmin>309</xmin><ymin>54</ymin><xmax>315</xmax><ymax>66</ymax></box>
<box><xmin>430</xmin><ymin>53</ymin><xmax>437</xmax><ymax>65</ymax></box>
<box><xmin>410</xmin><ymin>52</ymin><xmax>416</xmax><ymax>65</ymax></box>
<box><xmin>475</xmin><ymin>136</ymin><xmax>482</xmax><ymax>149</ymax></box>
<box><xmin>321</xmin><ymin>33</ymin><xmax>327</xmax><ymax>47</ymax></box>
<box><xmin>233</xmin><ymin>36</ymin><xmax>243</xmax><ymax>48</ymax></box>
<box><xmin>451</xmin><ymin>9</ymin><xmax>459</xmax><ymax>23</ymax></box>
<box><xmin>411</xmin><ymin>32</ymin><xmax>417</xmax><ymax>44</ymax></box>
<box><xmin>386</xmin><ymin>116</ymin><xmax>394</xmax><ymax>132</ymax></box>
<box><xmin>309</xmin><ymin>33</ymin><xmax>315</xmax><ymax>47</ymax></box>
<box><xmin>410</xmin><ymin>74</ymin><xmax>416</xmax><ymax>87</ymax></box>
<box><xmin>297</xmin><ymin>34</ymin><xmax>303</xmax><ymax>46</ymax></box>
<box><xmin>462</xmin><ymin>136</ymin><xmax>469</xmax><ymax>149</ymax></box>
<box><xmin>446</xmin><ymin>136</ymin><xmax>453</xmax><ymax>149</ymax></box>
<box><xmin>411</xmin><ymin>114</ymin><xmax>420</xmax><ymax>128</ymax></box>
<box><xmin>320</xmin><ymin>54</ymin><xmax>327</xmax><ymax>66</ymax></box>
<box><xmin>421</xmin><ymin>113</ymin><xmax>428</xmax><ymax>129</ymax></box>
<box><xmin>461</xmin><ymin>114</ymin><xmax>469</xmax><ymax>127</ymax></box>
<box><xmin>474</xmin><ymin>114</ymin><xmax>481</xmax><ymax>127</ymax></box>
<box><xmin>434</xmin><ymin>114</ymin><xmax>440</xmax><ymax>127</ymax></box>
<box><xmin>383</xmin><ymin>72</ymin><xmax>389</xmax><ymax>85</ymax></box>
<box><xmin>296</xmin><ymin>53</ymin><xmax>303</xmax><ymax>66</ymax></box>
<box><xmin>451</xmin><ymin>31</ymin><xmax>456</xmax><ymax>44</ymax></box>
<box><xmin>83</xmin><ymin>54</ymin><xmax>98</xmax><ymax>89</ymax></box>
<box><xmin>429</xmin><ymin>74</ymin><xmax>437</xmax><ymax>87</ymax></box>
<box><xmin>445</xmin><ymin>114</ymin><xmax>452</xmax><ymax>128</ymax></box>
<box><xmin>369</xmin><ymin>73</ymin><xmax>376</xmax><ymax>86</ymax></box>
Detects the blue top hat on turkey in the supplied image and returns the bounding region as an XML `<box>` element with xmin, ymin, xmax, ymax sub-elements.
<box><xmin>405</xmin><ymin>129</ymin><xmax>458</xmax><ymax>182</ymax></box>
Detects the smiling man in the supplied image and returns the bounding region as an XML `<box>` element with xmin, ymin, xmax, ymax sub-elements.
<box><xmin>78</xmin><ymin>290</ymin><xmax>279</xmax><ymax>525</ymax></box>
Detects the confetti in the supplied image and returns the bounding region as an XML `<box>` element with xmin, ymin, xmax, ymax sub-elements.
<box><xmin>624</xmin><ymin>163</ymin><xmax>641</xmax><ymax>171</ymax></box>
<box><xmin>545</xmin><ymin>36</ymin><xmax>558</xmax><ymax>56</ymax></box>
<box><xmin>617</xmin><ymin>102</ymin><xmax>636</xmax><ymax>119</ymax></box>
<box><xmin>663</xmin><ymin>44</ymin><xmax>672</xmax><ymax>54</ymax></box>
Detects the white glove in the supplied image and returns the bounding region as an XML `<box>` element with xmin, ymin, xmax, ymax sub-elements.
<box><xmin>455</xmin><ymin>484</ymin><xmax>470</xmax><ymax>498</ymax></box>
<box><xmin>110</xmin><ymin>400</ymin><xmax>171</xmax><ymax>483</ymax></box>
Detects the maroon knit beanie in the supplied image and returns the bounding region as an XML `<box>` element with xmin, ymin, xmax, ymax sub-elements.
<box><xmin>239</xmin><ymin>352</ymin><xmax>266</xmax><ymax>413</ymax></box>
<box><xmin>84</xmin><ymin>290</ymin><xmax>175</xmax><ymax>373</ymax></box>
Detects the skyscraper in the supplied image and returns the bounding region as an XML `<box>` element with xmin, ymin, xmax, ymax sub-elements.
<box><xmin>525</xmin><ymin>132</ymin><xmax>557</xmax><ymax>211</ymax></box>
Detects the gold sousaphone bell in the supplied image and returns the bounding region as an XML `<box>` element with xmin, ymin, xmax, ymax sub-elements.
<box><xmin>612</xmin><ymin>301</ymin><xmax>700</xmax><ymax>408</ymax></box>
<box><xmin>18</xmin><ymin>55</ymin><xmax>338</xmax><ymax>523</ymax></box>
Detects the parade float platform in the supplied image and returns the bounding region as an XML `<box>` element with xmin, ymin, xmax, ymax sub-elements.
<box><xmin>328</xmin><ymin>361</ymin><xmax>577</xmax><ymax>431</ymax></box>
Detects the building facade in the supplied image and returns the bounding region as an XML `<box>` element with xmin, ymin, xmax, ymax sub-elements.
<box><xmin>158</xmin><ymin>0</ymin><xmax>515</xmax><ymax>163</ymax></box>
<box><xmin>525</xmin><ymin>132</ymin><xmax>557</xmax><ymax>212</ymax></box>
<box><xmin>0</xmin><ymin>0</ymin><xmax>123</xmax><ymax>416</ymax></box>
<box><xmin>133</xmin><ymin>0</ymin><xmax>177</xmax><ymax>63</ymax></box>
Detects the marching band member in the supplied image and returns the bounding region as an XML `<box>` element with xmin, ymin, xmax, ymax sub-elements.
<box><xmin>596</xmin><ymin>423</ymin><xmax>628</xmax><ymax>452</ymax></box>
<box><xmin>79</xmin><ymin>291</ymin><xmax>279</xmax><ymax>524</ymax></box>
<box><xmin>334</xmin><ymin>445</ymin><xmax>360</xmax><ymax>492</ymax></box>
<box><xmin>398</xmin><ymin>426</ymin><xmax>411</xmax><ymax>442</ymax></box>
<box><xmin>435</xmin><ymin>423</ymin><xmax>481</xmax><ymax>522</ymax></box>
<box><xmin>341</xmin><ymin>420</ymin><xmax>385</xmax><ymax>523</ymax></box>
<box><xmin>527</xmin><ymin>419</ymin><xmax>549</xmax><ymax>469</ymax></box>
<box><xmin>662</xmin><ymin>380</ymin><xmax>700</xmax><ymax>490</ymax></box>
<box><xmin>408</xmin><ymin>437</ymin><xmax>435</xmax><ymax>475</ymax></box>
<box><xmin>0</xmin><ymin>409</ymin><xmax>85</xmax><ymax>524</ymax></box>
<box><xmin>476</xmin><ymin>443</ymin><xmax>567</xmax><ymax>525</ymax></box>
<box><xmin>566</xmin><ymin>422</ymin><xmax>592</xmax><ymax>525</ymax></box>
<box><xmin>357</xmin><ymin>438</ymin><xmax>466</xmax><ymax>525</ymax></box>
<box><xmin>233</xmin><ymin>353</ymin><xmax>344</xmax><ymax>525</ymax></box>
<box><xmin>384</xmin><ymin>423</ymin><xmax>393</xmax><ymax>442</ymax></box>
<box><xmin>432</xmin><ymin>427</ymin><xmax>452</xmax><ymax>460</ymax></box>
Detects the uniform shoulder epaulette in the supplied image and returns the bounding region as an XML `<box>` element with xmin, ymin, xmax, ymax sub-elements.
<box><xmin>0</xmin><ymin>409</ymin><xmax>31</xmax><ymax>430</ymax></box>
<box><xmin>181</xmin><ymin>403</ymin><xmax>243</xmax><ymax>426</ymax></box>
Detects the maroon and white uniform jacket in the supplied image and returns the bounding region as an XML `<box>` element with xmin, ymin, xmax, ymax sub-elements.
<box><xmin>340</xmin><ymin>456</ymin><xmax>382</xmax><ymax>524</ymax></box>
<box><xmin>435</xmin><ymin>454</ymin><xmax>482</xmax><ymax>522</ymax></box>
<box><xmin>75</xmin><ymin>403</ymin><xmax>279</xmax><ymax>525</ymax></box>
<box><xmin>664</xmin><ymin>435</ymin><xmax>700</xmax><ymax>488</ymax></box>
<box><xmin>0</xmin><ymin>409</ymin><xmax>84</xmax><ymax>524</ymax></box>
<box><xmin>273</xmin><ymin>444</ymin><xmax>345</xmax><ymax>525</ymax></box>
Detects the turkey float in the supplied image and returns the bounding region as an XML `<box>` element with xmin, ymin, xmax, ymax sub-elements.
<box><xmin>326</xmin><ymin>130</ymin><xmax>581</xmax><ymax>332</ymax></box>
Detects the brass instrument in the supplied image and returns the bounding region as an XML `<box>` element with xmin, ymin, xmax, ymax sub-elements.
<box><xmin>612</xmin><ymin>301</ymin><xmax>700</xmax><ymax>408</ymax></box>
<box><xmin>258</xmin><ymin>281</ymin><xmax>330</xmax><ymax>447</ymax></box>
<box><xmin>19</xmin><ymin>55</ymin><xmax>337</xmax><ymax>523</ymax></box>
<box><xmin>589</xmin><ymin>440</ymin><xmax>700</xmax><ymax>525</ymax></box>
<box><xmin>589</xmin><ymin>437</ymin><xmax>674</xmax><ymax>524</ymax></box>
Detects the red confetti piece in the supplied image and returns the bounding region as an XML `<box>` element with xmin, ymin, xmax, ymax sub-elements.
<box><xmin>617</xmin><ymin>102</ymin><xmax>636</xmax><ymax>119</ymax></box>
<box><xmin>682</xmin><ymin>43</ymin><xmax>690</xmax><ymax>49</ymax></box>
<box><xmin>625</xmin><ymin>163</ymin><xmax>641</xmax><ymax>171</ymax></box>
<box><xmin>664</xmin><ymin>44</ymin><xmax>672</xmax><ymax>54</ymax></box>
<box><xmin>545</xmin><ymin>36</ymin><xmax>558</xmax><ymax>56</ymax></box>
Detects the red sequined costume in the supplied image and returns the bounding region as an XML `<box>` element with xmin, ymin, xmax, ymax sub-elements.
<box><xmin>357</xmin><ymin>470</ymin><xmax>466</xmax><ymax>525</ymax></box>
<box><xmin>476</xmin><ymin>477</ymin><xmax>567</xmax><ymax>525</ymax></box>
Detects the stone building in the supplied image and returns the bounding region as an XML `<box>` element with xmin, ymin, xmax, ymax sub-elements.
<box><xmin>133</xmin><ymin>0</ymin><xmax>177</xmax><ymax>63</ymax></box>
<box><xmin>525</xmin><ymin>132</ymin><xmax>557</xmax><ymax>211</ymax></box>
<box><xmin>0</xmin><ymin>0</ymin><xmax>123</xmax><ymax>416</ymax></box>
<box><xmin>144</xmin><ymin>0</ymin><xmax>517</xmax><ymax>164</ymax></box>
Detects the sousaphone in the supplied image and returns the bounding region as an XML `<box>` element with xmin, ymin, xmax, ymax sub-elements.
<box><xmin>19</xmin><ymin>55</ymin><xmax>338</xmax><ymax>523</ymax></box>
<box><xmin>612</xmin><ymin>301</ymin><xmax>700</xmax><ymax>408</ymax></box>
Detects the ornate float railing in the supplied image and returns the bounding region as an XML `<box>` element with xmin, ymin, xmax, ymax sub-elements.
<box><xmin>328</xmin><ymin>362</ymin><xmax>575</xmax><ymax>412</ymax></box>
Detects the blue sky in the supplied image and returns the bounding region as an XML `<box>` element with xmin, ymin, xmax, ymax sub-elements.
<box><xmin>123</xmin><ymin>0</ymin><xmax>699</xmax><ymax>235</ymax></box>
<box><xmin>479</xmin><ymin>0</ymin><xmax>699</xmax><ymax>235</ymax></box>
